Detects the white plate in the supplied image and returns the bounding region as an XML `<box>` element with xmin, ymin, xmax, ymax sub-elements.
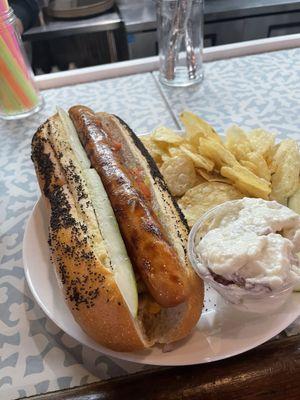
<box><xmin>23</xmin><ymin>198</ymin><xmax>300</xmax><ymax>366</ymax></box>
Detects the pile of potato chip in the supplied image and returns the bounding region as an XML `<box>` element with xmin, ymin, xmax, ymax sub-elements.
<box><xmin>141</xmin><ymin>111</ymin><xmax>300</xmax><ymax>227</ymax></box>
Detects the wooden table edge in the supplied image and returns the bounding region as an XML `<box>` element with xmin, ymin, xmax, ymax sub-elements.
<box><xmin>22</xmin><ymin>333</ymin><xmax>300</xmax><ymax>400</ymax></box>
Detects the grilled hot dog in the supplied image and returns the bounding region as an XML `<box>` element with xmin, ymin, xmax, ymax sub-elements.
<box><xmin>69</xmin><ymin>106</ymin><xmax>188</xmax><ymax>308</ymax></box>
<box><xmin>31</xmin><ymin>106</ymin><xmax>204</xmax><ymax>351</ymax></box>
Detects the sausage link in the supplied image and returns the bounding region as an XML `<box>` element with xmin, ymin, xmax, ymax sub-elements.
<box><xmin>69</xmin><ymin>106</ymin><xmax>189</xmax><ymax>307</ymax></box>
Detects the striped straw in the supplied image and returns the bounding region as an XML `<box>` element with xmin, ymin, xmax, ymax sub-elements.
<box><xmin>0</xmin><ymin>2</ymin><xmax>40</xmax><ymax>115</ymax></box>
<box><xmin>0</xmin><ymin>75</ymin><xmax>23</xmax><ymax>112</ymax></box>
<box><xmin>0</xmin><ymin>36</ymin><xmax>39</xmax><ymax>109</ymax></box>
<box><xmin>0</xmin><ymin>4</ymin><xmax>28</xmax><ymax>75</ymax></box>
<box><xmin>2</xmin><ymin>24</ymin><xmax>28</xmax><ymax>75</ymax></box>
<box><xmin>0</xmin><ymin>0</ymin><xmax>9</xmax><ymax>13</ymax></box>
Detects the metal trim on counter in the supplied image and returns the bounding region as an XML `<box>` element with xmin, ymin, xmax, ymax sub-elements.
<box><xmin>23</xmin><ymin>12</ymin><xmax>121</xmax><ymax>41</ymax></box>
<box><xmin>205</xmin><ymin>0</ymin><xmax>300</xmax><ymax>22</ymax></box>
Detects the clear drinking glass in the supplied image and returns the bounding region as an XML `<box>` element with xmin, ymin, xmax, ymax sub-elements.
<box><xmin>157</xmin><ymin>0</ymin><xmax>204</xmax><ymax>87</ymax></box>
<box><xmin>0</xmin><ymin>7</ymin><xmax>43</xmax><ymax>120</ymax></box>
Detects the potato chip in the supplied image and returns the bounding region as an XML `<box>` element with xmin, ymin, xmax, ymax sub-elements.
<box><xmin>179</xmin><ymin>111</ymin><xmax>222</xmax><ymax>146</ymax></box>
<box><xmin>180</xmin><ymin>145</ymin><xmax>214</xmax><ymax>171</ymax></box>
<box><xmin>288</xmin><ymin>183</ymin><xmax>300</xmax><ymax>214</ymax></box>
<box><xmin>140</xmin><ymin>133</ymin><xmax>151</xmax><ymax>141</ymax></box>
<box><xmin>161</xmin><ymin>153</ymin><xmax>171</xmax><ymax>163</ymax></box>
<box><xmin>270</xmin><ymin>193</ymin><xmax>288</xmax><ymax>206</ymax></box>
<box><xmin>225</xmin><ymin>125</ymin><xmax>252</xmax><ymax>160</ymax></box>
<box><xmin>239</xmin><ymin>160</ymin><xmax>258</xmax><ymax>175</ymax></box>
<box><xmin>168</xmin><ymin>146</ymin><xmax>185</xmax><ymax>158</ymax></box>
<box><xmin>178</xmin><ymin>182</ymin><xmax>243</xmax><ymax>227</ymax></box>
<box><xmin>272</xmin><ymin>139</ymin><xmax>296</xmax><ymax>165</ymax></box>
<box><xmin>178</xmin><ymin>142</ymin><xmax>195</xmax><ymax>152</ymax></box>
<box><xmin>228</xmin><ymin>180</ymin><xmax>252</xmax><ymax>198</ymax></box>
<box><xmin>248</xmin><ymin>128</ymin><xmax>275</xmax><ymax>158</ymax></box>
<box><xmin>146</xmin><ymin>111</ymin><xmax>300</xmax><ymax>213</ymax></box>
<box><xmin>199</xmin><ymin>138</ymin><xmax>238</xmax><ymax>168</ymax></box>
<box><xmin>196</xmin><ymin>168</ymin><xmax>231</xmax><ymax>184</ymax></box>
<box><xmin>266</xmin><ymin>143</ymin><xmax>280</xmax><ymax>172</ymax></box>
<box><xmin>151</xmin><ymin>127</ymin><xmax>184</xmax><ymax>145</ymax></box>
<box><xmin>220</xmin><ymin>165</ymin><xmax>271</xmax><ymax>199</ymax></box>
<box><xmin>195</xmin><ymin>174</ymin><xmax>206</xmax><ymax>185</ymax></box>
<box><xmin>160</xmin><ymin>155</ymin><xmax>197</xmax><ymax>197</ymax></box>
<box><xmin>246</xmin><ymin>152</ymin><xmax>271</xmax><ymax>182</ymax></box>
<box><xmin>141</xmin><ymin>136</ymin><xmax>166</xmax><ymax>166</ymax></box>
<box><xmin>271</xmin><ymin>139</ymin><xmax>300</xmax><ymax>201</ymax></box>
<box><xmin>225</xmin><ymin>127</ymin><xmax>271</xmax><ymax>181</ymax></box>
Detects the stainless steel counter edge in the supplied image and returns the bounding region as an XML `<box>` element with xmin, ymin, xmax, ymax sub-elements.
<box><xmin>119</xmin><ymin>0</ymin><xmax>300</xmax><ymax>33</ymax></box>
<box><xmin>23</xmin><ymin>12</ymin><xmax>121</xmax><ymax>41</ymax></box>
<box><xmin>34</xmin><ymin>33</ymin><xmax>300</xmax><ymax>90</ymax></box>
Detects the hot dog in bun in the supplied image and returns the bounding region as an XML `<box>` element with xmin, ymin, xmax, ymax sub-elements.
<box><xmin>31</xmin><ymin>106</ymin><xmax>204</xmax><ymax>352</ymax></box>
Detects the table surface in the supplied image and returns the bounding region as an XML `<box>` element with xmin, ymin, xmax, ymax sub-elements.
<box><xmin>1</xmin><ymin>47</ymin><xmax>300</xmax><ymax>399</ymax></box>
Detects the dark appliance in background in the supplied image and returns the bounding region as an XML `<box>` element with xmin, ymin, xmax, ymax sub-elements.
<box><xmin>25</xmin><ymin>0</ymin><xmax>300</xmax><ymax>73</ymax></box>
<box><xmin>120</xmin><ymin>0</ymin><xmax>300</xmax><ymax>59</ymax></box>
<box><xmin>30</xmin><ymin>0</ymin><xmax>129</xmax><ymax>74</ymax></box>
<box><xmin>45</xmin><ymin>0</ymin><xmax>115</xmax><ymax>18</ymax></box>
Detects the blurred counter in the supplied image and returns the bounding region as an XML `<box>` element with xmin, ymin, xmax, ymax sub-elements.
<box><xmin>119</xmin><ymin>0</ymin><xmax>300</xmax><ymax>33</ymax></box>
<box><xmin>22</xmin><ymin>0</ymin><xmax>300</xmax><ymax>65</ymax></box>
<box><xmin>118</xmin><ymin>0</ymin><xmax>300</xmax><ymax>58</ymax></box>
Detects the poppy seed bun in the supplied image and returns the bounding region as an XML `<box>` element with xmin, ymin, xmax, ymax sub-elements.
<box><xmin>31</xmin><ymin>109</ymin><xmax>204</xmax><ymax>351</ymax></box>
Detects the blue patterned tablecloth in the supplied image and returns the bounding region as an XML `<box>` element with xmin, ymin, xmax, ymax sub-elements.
<box><xmin>1</xmin><ymin>48</ymin><xmax>300</xmax><ymax>399</ymax></box>
<box><xmin>155</xmin><ymin>48</ymin><xmax>300</xmax><ymax>140</ymax></box>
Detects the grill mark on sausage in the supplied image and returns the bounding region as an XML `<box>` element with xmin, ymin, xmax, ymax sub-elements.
<box><xmin>69</xmin><ymin>106</ymin><xmax>189</xmax><ymax>307</ymax></box>
<box><xmin>114</xmin><ymin>116</ymin><xmax>189</xmax><ymax>232</ymax></box>
<box><xmin>113</xmin><ymin>116</ymin><xmax>189</xmax><ymax>260</ymax></box>
<box><xmin>141</xmin><ymin>219</ymin><xmax>162</xmax><ymax>238</ymax></box>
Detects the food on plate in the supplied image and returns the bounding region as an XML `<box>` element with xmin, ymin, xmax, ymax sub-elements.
<box><xmin>138</xmin><ymin>135</ymin><xmax>165</xmax><ymax>165</ymax></box>
<box><xmin>270</xmin><ymin>140</ymin><xmax>300</xmax><ymax>205</ymax></box>
<box><xmin>220</xmin><ymin>165</ymin><xmax>271</xmax><ymax>199</ymax></box>
<box><xmin>160</xmin><ymin>155</ymin><xmax>197</xmax><ymax>196</ymax></box>
<box><xmin>188</xmin><ymin>198</ymin><xmax>300</xmax><ymax>312</ymax></box>
<box><xmin>247</xmin><ymin>128</ymin><xmax>275</xmax><ymax>159</ymax></box>
<box><xmin>151</xmin><ymin>126</ymin><xmax>184</xmax><ymax>145</ymax></box>
<box><xmin>31</xmin><ymin>105</ymin><xmax>204</xmax><ymax>352</ymax></box>
<box><xmin>289</xmin><ymin>184</ymin><xmax>300</xmax><ymax>215</ymax></box>
<box><xmin>178</xmin><ymin>182</ymin><xmax>243</xmax><ymax>227</ymax></box>
<box><xmin>225</xmin><ymin>126</ymin><xmax>271</xmax><ymax>183</ymax></box>
<box><xmin>180</xmin><ymin>145</ymin><xmax>214</xmax><ymax>171</ymax></box>
<box><xmin>141</xmin><ymin>111</ymin><xmax>300</xmax><ymax>226</ymax></box>
<box><xmin>225</xmin><ymin>125</ymin><xmax>253</xmax><ymax>159</ymax></box>
<box><xmin>179</xmin><ymin>110</ymin><xmax>222</xmax><ymax>145</ymax></box>
<box><xmin>196</xmin><ymin>168</ymin><xmax>230</xmax><ymax>184</ymax></box>
<box><xmin>198</xmin><ymin>137</ymin><xmax>238</xmax><ymax>168</ymax></box>
<box><xmin>244</xmin><ymin>153</ymin><xmax>271</xmax><ymax>182</ymax></box>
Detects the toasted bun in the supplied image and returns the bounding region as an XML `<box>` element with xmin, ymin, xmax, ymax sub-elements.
<box><xmin>31</xmin><ymin>109</ymin><xmax>204</xmax><ymax>351</ymax></box>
